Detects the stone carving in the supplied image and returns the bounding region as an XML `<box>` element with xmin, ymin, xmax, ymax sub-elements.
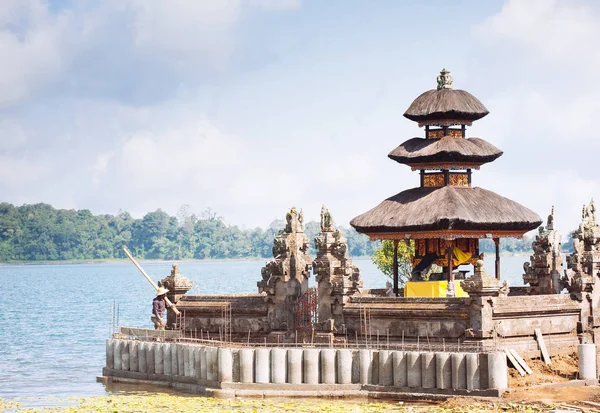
<box><xmin>312</xmin><ymin>206</ymin><xmax>362</xmax><ymax>332</ymax></box>
<box><xmin>523</xmin><ymin>206</ymin><xmax>563</xmax><ymax>294</ymax></box>
<box><xmin>159</xmin><ymin>263</ymin><xmax>194</xmax><ymax>327</ymax></box>
<box><xmin>258</xmin><ymin>206</ymin><xmax>311</xmax><ymax>331</ymax></box>
<box><xmin>437</xmin><ymin>68</ymin><xmax>453</xmax><ymax>90</ymax></box>
<box><xmin>564</xmin><ymin>200</ymin><xmax>600</xmax><ymax>294</ymax></box>
<box><xmin>461</xmin><ymin>260</ymin><xmax>508</xmax><ymax>297</ymax></box>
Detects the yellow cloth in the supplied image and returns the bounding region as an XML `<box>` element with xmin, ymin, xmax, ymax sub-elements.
<box><xmin>452</xmin><ymin>246</ymin><xmax>472</xmax><ymax>267</ymax></box>
<box><xmin>404</xmin><ymin>281</ymin><xmax>469</xmax><ymax>298</ymax></box>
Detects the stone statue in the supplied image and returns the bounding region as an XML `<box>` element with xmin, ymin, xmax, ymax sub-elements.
<box><xmin>523</xmin><ymin>206</ymin><xmax>563</xmax><ymax>294</ymax></box>
<box><xmin>320</xmin><ymin>205</ymin><xmax>333</xmax><ymax>232</ymax></box>
<box><xmin>436</xmin><ymin>68</ymin><xmax>453</xmax><ymax>90</ymax></box>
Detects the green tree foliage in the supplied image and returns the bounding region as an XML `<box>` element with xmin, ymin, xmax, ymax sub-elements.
<box><xmin>371</xmin><ymin>240</ymin><xmax>415</xmax><ymax>285</ymax></box>
<box><xmin>0</xmin><ymin>202</ymin><xmax>378</xmax><ymax>262</ymax></box>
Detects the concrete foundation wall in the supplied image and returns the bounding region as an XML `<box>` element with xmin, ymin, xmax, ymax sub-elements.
<box><xmin>342</xmin><ymin>296</ymin><xmax>470</xmax><ymax>339</ymax></box>
<box><xmin>176</xmin><ymin>294</ymin><xmax>269</xmax><ymax>334</ymax></box>
<box><xmin>104</xmin><ymin>338</ymin><xmax>507</xmax><ymax>396</ymax></box>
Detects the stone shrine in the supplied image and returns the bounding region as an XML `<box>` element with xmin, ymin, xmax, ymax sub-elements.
<box><xmin>257</xmin><ymin>206</ymin><xmax>312</xmax><ymax>331</ymax></box>
<box><xmin>523</xmin><ymin>207</ymin><xmax>563</xmax><ymax>294</ymax></box>
<box><xmin>312</xmin><ymin>205</ymin><xmax>362</xmax><ymax>332</ymax></box>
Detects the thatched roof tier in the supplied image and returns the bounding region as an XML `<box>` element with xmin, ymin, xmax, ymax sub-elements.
<box><xmin>350</xmin><ymin>186</ymin><xmax>541</xmax><ymax>239</ymax></box>
<box><xmin>404</xmin><ymin>89</ymin><xmax>489</xmax><ymax>124</ymax></box>
<box><xmin>388</xmin><ymin>137</ymin><xmax>503</xmax><ymax>167</ymax></box>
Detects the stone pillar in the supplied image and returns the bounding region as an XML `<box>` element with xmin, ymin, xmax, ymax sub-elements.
<box><xmin>159</xmin><ymin>264</ymin><xmax>193</xmax><ymax>328</ymax></box>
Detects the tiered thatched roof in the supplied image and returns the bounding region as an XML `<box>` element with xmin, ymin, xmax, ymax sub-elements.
<box><xmin>350</xmin><ymin>186</ymin><xmax>542</xmax><ymax>235</ymax></box>
<box><xmin>388</xmin><ymin>137</ymin><xmax>503</xmax><ymax>166</ymax></box>
<box><xmin>404</xmin><ymin>89</ymin><xmax>489</xmax><ymax>123</ymax></box>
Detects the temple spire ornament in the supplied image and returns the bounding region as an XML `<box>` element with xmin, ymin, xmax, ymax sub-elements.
<box><xmin>436</xmin><ymin>68</ymin><xmax>453</xmax><ymax>90</ymax></box>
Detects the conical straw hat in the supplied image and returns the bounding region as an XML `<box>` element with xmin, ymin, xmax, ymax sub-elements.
<box><xmin>155</xmin><ymin>287</ymin><xmax>169</xmax><ymax>296</ymax></box>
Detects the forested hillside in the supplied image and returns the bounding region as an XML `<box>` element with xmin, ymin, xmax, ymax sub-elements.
<box><xmin>0</xmin><ymin>203</ymin><xmax>377</xmax><ymax>262</ymax></box>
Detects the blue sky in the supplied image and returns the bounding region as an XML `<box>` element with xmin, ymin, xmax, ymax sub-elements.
<box><xmin>1</xmin><ymin>0</ymin><xmax>599</xmax><ymax>237</ymax></box>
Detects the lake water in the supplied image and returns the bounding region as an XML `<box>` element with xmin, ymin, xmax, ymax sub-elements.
<box><xmin>0</xmin><ymin>255</ymin><xmax>528</xmax><ymax>400</ymax></box>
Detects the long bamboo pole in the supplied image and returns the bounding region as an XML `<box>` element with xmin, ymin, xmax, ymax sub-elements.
<box><xmin>122</xmin><ymin>246</ymin><xmax>180</xmax><ymax>315</ymax></box>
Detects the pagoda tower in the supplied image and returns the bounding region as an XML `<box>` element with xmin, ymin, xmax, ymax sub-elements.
<box><xmin>351</xmin><ymin>69</ymin><xmax>542</xmax><ymax>296</ymax></box>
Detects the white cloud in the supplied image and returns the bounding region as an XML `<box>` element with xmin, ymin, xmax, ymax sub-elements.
<box><xmin>0</xmin><ymin>119</ymin><xmax>27</xmax><ymax>150</ymax></box>
<box><xmin>0</xmin><ymin>0</ymin><xmax>68</xmax><ymax>106</ymax></box>
<box><xmin>247</xmin><ymin>0</ymin><xmax>302</xmax><ymax>10</ymax></box>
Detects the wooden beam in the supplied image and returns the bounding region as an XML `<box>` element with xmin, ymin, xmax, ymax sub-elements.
<box><xmin>534</xmin><ymin>328</ymin><xmax>552</xmax><ymax>365</ymax></box>
<box><xmin>505</xmin><ymin>349</ymin><xmax>526</xmax><ymax>376</ymax></box>
<box><xmin>508</xmin><ymin>349</ymin><xmax>533</xmax><ymax>374</ymax></box>
<box><xmin>494</xmin><ymin>237</ymin><xmax>500</xmax><ymax>280</ymax></box>
<box><xmin>393</xmin><ymin>239</ymin><xmax>399</xmax><ymax>297</ymax></box>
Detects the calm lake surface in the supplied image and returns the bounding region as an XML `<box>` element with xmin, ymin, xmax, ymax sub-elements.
<box><xmin>1</xmin><ymin>255</ymin><xmax>527</xmax><ymax>399</ymax></box>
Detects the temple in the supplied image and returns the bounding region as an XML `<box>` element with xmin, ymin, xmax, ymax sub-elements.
<box><xmin>351</xmin><ymin>69</ymin><xmax>542</xmax><ymax>296</ymax></box>
<box><xmin>103</xmin><ymin>70</ymin><xmax>600</xmax><ymax>397</ymax></box>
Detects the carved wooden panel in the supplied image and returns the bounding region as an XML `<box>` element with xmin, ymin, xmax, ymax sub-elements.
<box><xmin>423</xmin><ymin>173</ymin><xmax>445</xmax><ymax>187</ymax></box>
<box><xmin>427</xmin><ymin>129</ymin><xmax>444</xmax><ymax>138</ymax></box>
<box><xmin>449</xmin><ymin>173</ymin><xmax>469</xmax><ymax>187</ymax></box>
<box><xmin>448</xmin><ymin>129</ymin><xmax>463</xmax><ymax>138</ymax></box>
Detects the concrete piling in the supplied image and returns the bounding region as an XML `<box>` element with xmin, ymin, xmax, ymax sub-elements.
<box><xmin>207</xmin><ymin>347</ymin><xmax>218</xmax><ymax>382</ymax></box>
<box><xmin>183</xmin><ymin>345</ymin><xmax>191</xmax><ymax>377</ymax></box>
<box><xmin>487</xmin><ymin>352</ymin><xmax>508</xmax><ymax>390</ymax></box>
<box><xmin>466</xmin><ymin>353</ymin><xmax>480</xmax><ymax>390</ymax></box>
<box><xmin>188</xmin><ymin>346</ymin><xmax>196</xmax><ymax>377</ymax></box>
<box><xmin>177</xmin><ymin>344</ymin><xmax>185</xmax><ymax>377</ymax></box>
<box><xmin>271</xmin><ymin>348</ymin><xmax>287</xmax><ymax>384</ymax></box>
<box><xmin>163</xmin><ymin>343</ymin><xmax>172</xmax><ymax>376</ymax></box>
<box><xmin>255</xmin><ymin>348</ymin><xmax>270</xmax><ymax>384</ymax></box>
<box><xmin>392</xmin><ymin>351</ymin><xmax>407</xmax><ymax>388</ymax></box>
<box><xmin>138</xmin><ymin>341</ymin><xmax>147</xmax><ymax>374</ymax></box>
<box><xmin>578</xmin><ymin>344</ymin><xmax>597</xmax><ymax>380</ymax></box>
<box><xmin>435</xmin><ymin>352</ymin><xmax>452</xmax><ymax>389</ymax></box>
<box><xmin>121</xmin><ymin>341</ymin><xmax>130</xmax><ymax>371</ymax></box>
<box><xmin>451</xmin><ymin>353</ymin><xmax>467</xmax><ymax>390</ymax></box>
<box><xmin>303</xmin><ymin>348</ymin><xmax>320</xmax><ymax>384</ymax></box>
<box><xmin>113</xmin><ymin>340</ymin><xmax>122</xmax><ymax>371</ymax></box>
<box><xmin>239</xmin><ymin>348</ymin><xmax>254</xmax><ymax>383</ymax></box>
<box><xmin>218</xmin><ymin>347</ymin><xmax>233</xmax><ymax>383</ymax></box>
<box><xmin>378</xmin><ymin>350</ymin><xmax>393</xmax><ymax>386</ymax></box>
<box><xmin>170</xmin><ymin>343</ymin><xmax>178</xmax><ymax>376</ymax></box>
<box><xmin>406</xmin><ymin>351</ymin><xmax>421</xmax><ymax>388</ymax></box>
<box><xmin>106</xmin><ymin>339</ymin><xmax>114</xmax><ymax>370</ymax></box>
<box><xmin>321</xmin><ymin>349</ymin><xmax>336</xmax><ymax>384</ymax></box>
<box><xmin>359</xmin><ymin>349</ymin><xmax>372</xmax><ymax>385</ymax></box>
<box><xmin>194</xmin><ymin>347</ymin><xmax>202</xmax><ymax>379</ymax></box>
<box><xmin>287</xmin><ymin>348</ymin><xmax>303</xmax><ymax>384</ymax></box>
<box><xmin>351</xmin><ymin>350</ymin><xmax>360</xmax><ymax>384</ymax></box>
<box><xmin>146</xmin><ymin>342</ymin><xmax>155</xmax><ymax>374</ymax></box>
<box><xmin>154</xmin><ymin>343</ymin><xmax>164</xmax><ymax>375</ymax></box>
<box><xmin>200</xmin><ymin>346</ymin><xmax>207</xmax><ymax>380</ymax></box>
<box><xmin>421</xmin><ymin>352</ymin><xmax>436</xmax><ymax>389</ymax></box>
<box><xmin>337</xmin><ymin>349</ymin><xmax>352</xmax><ymax>384</ymax></box>
<box><xmin>129</xmin><ymin>341</ymin><xmax>139</xmax><ymax>372</ymax></box>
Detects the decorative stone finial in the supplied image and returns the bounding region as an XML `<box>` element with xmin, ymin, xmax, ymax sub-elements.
<box><xmin>461</xmin><ymin>260</ymin><xmax>509</xmax><ymax>297</ymax></box>
<box><xmin>436</xmin><ymin>68</ymin><xmax>453</xmax><ymax>90</ymax></box>
<box><xmin>320</xmin><ymin>205</ymin><xmax>334</xmax><ymax>232</ymax></box>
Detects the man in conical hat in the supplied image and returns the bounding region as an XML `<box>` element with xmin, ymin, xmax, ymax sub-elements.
<box><xmin>151</xmin><ymin>286</ymin><xmax>171</xmax><ymax>330</ymax></box>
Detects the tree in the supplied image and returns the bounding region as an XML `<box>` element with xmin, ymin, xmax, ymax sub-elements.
<box><xmin>371</xmin><ymin>240</ymin><xmax>415</xmax><ymax>286</ymax></box>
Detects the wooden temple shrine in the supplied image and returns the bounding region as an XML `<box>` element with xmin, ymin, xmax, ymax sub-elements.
<box><xmin>350</xmin><ymin>68</ymin><xmax>542</xmax><ymax>297</ymax></box>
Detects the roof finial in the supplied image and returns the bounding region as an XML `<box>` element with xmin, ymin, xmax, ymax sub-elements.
<box><xmin>437</xmin><ymin>68</ymin><xmax>453</xmax><ymax>90</ymax></box>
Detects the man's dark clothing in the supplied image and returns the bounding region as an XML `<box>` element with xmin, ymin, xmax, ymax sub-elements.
<box><xmin>152</xmin><ymin>296</ymin><xmax>166</xmax><ymax>319</ymax></box>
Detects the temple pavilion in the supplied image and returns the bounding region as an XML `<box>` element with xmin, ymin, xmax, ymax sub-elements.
<box><xmin>350</xmin><ymin>69</ymin><xmax>542</xmax><ymax>297</ymax></box>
